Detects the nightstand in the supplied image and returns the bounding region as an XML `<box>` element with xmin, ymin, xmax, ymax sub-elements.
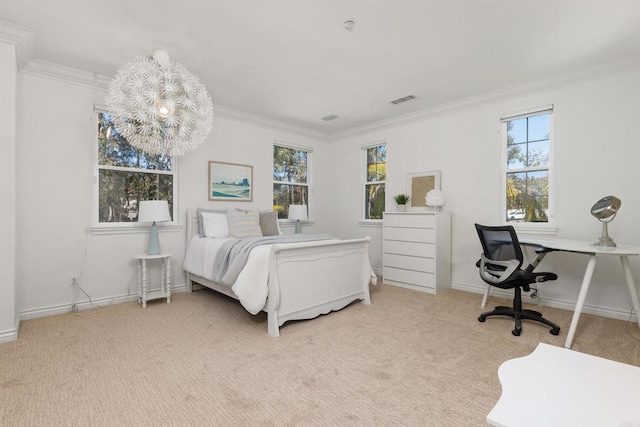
<box><xmin>134</xmin><ymin>253</ymin><xmax>172</xmax><ymax>308</ymax></box>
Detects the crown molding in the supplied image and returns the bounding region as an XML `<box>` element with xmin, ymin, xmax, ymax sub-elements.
<box><xmin>20</xmin><ymin>58</ymin><xmax>111</xmax><ymax>90</ymax></box>
<box><xmin>212</xmin><ymin>104</ymin><xmax>330</xmax><ymax>141</ymax></box>
<box><xmin>0</xmin><ymin>19</ymin><xmax>36</xmax><ymax>70</ymax></box>
<box><xmin>330</xmin><ymin>54</ymin><xmax>640</xmax><ymax>140</ymax></box>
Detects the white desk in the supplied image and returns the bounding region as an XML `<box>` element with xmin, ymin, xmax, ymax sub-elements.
<box><xmin>487</xmin><ymin>343</ymin><xmax>640</xmax><ymax>426</ymax></box>
<box><xmin>518</xmin><ymin>237</ymin><xmax>640</xmax><ymax>349</ymax></box>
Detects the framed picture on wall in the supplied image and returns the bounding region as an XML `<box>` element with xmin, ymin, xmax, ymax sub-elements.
<box><xmin>407</xmin><ymin>170</ymin><xmax>441</xmax><ymax>211</ymax></box>
<box><xmin>208</xmin><ymin>161</ymin><xmax>253</xmax><ymax>201</ymax></box>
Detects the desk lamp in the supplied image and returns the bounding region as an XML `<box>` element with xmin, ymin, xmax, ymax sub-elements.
<box><xmin>591</xmin><ymin>195</ymin><xmax>621</xmax><ymax>247</ymax></box>
<box><xmin>138</xmin><ymin>200</ymin><xmax>171</xmax><ymax>254</ymax></box>
<box><xmin>288</xmin><ymin>204</ymin><xmax>308</xmax><ymax>234</ymax></box>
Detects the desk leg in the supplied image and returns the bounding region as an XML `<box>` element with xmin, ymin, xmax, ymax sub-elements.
<box><xmin>565</xmin><ymin>255</ymin><xmax>597</xmax><ymax>349</ymax></box>
<box><xmin>621</xmin><ymin>256</ymin><xmax>640</xmax><ymax>330</ymax></box>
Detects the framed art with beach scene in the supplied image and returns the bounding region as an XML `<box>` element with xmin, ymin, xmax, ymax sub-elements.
<box><xmin>208</xmin><ymin>161</ymin><xmax>253</xmax><ymax>201</ymax></box>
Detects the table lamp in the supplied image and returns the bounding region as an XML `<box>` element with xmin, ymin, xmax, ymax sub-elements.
<box><xmin>288</xmin><ymin>204</ymin><xmax>308</xmax><ymax>234</ymax></box>
<box><xmin>138</xmin><ymin>200</ymin><xmax>171</xmax><ymax>255</ymax></box>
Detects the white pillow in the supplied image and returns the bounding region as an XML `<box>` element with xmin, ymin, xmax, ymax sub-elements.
<box><xmin>227</xmin><ymin>209</ymin><xmax>263</xmax><ymax>238</ymax></box>
<box><xmin>201</xmin><ymin>212</ymin><xmax>229</xmax><ymax>238</ymax></box>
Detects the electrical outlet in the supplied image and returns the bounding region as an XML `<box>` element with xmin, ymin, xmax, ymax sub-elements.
<box><xmin>70</xmin><ymin>276</ymin><xmax>77</xmax><ymax>288</ymax></box>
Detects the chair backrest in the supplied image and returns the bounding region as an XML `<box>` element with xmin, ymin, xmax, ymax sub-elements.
<box><xmin>475</xmin><ymin>224</ymin><xmax>524</xmax><ymax>265</ymax></box>
<box><xmin>475</xmin><ymin>224</ymin><xmax>525</xmax><ymax>286</ymax></box>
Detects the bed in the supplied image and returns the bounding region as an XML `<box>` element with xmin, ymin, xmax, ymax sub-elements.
<box><xmin>183</xmin><ymin>208</ymin><xmax>375</xmax><ymax>337</ymax></box>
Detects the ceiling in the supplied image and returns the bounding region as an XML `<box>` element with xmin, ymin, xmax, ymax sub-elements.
<box><xmin>1</xmin><ymin>1</ymin><xmax>639</xmax><ymax>136</ymax></box>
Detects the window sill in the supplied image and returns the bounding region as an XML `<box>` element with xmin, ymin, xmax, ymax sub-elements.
<box><xmin>358</xmin><ymin>220</ymin><xmax>383</xmax><ymax>228</ymax></box>
<box><xmin>279</xmin><ymin>220</ymin><xmax>316</xmax><ymax>228</ymax></box>
<box><xmin>90</xmin><ymin>224</ymin><xmax>183</xmax><ymax>236</ymax></box>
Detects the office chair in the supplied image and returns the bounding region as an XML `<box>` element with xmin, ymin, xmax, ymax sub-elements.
<box><xmin>475</xmin><ymin>224</ymin><xmax>561</xmax><ymax>336</ymax></box>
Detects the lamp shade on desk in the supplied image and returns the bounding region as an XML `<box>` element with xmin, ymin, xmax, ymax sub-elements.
<box><xmin>138</xmin><ymin>200</ymin><xmax>171</xmax><ymax>255</ymax></box>
<box><xmin>288</xmin><ymin>204</ymin><xmax>307</xmax><ymax>234</ymax></box>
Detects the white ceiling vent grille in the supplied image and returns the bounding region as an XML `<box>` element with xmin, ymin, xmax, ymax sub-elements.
<box><xmin>390</xmin><ymin>95</ymin><xmax>416</xmax><ymax>105</ymax></box>
<box><xmin>321</xmin><ymin>114</ymin><xmax>340</xmax><ymax>121</ymax></box>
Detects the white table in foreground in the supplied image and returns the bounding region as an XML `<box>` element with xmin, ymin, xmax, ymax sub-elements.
<box><xmin>519</xmin><ymin>237</ymin><xmax>640</xmax><ymax>349</ymax></box>
<box><xmin>487</xmin><ymin>343</ymin><xmax>640</xmax><ymax>427</ymax></box>
<box><xmin>134</xmin><ymin>253</ymin><xmax>172</xmax><ymax>308</ymax></box>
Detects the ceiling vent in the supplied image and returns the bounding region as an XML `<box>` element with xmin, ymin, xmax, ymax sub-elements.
<box><xmin>390</xmin><ymin>95</ymin><xmax>416</xmax><ymax>105</ymax></box>
<box><xmin>321</xmin><ymin>114</ymin><xmax>340</xmax><ymax>121</ymax></box>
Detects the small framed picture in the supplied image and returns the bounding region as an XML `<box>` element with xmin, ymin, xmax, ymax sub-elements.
<box><xmin>407</xmin><ymin>170</ymin><xmax>441</xmax><ymax>211</ymax></box>
<box><xmin>208</xmin><ymin>161</ymin><xmax>253</xmax><ymax>201</ymax></box>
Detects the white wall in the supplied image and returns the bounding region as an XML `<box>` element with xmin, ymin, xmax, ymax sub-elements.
<box><xmin>0</xmin><ymin>40</ymin><xmax>19</xmax><ymax>341</ymax></box>
<box><xmin>14</xmin><ymin>72</ymin><xmax>329</xmax><ymax>317</ymax></box>
<box><xmin>330</xmin><ymin>68</ymin><xmax>640</xmax><ymax>321</ymax></box>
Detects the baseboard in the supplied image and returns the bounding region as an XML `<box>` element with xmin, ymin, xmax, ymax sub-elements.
<box><xmin>452</xmin><ymin>281</ymin><xmax>639</xmax><ymax>323</ymax></box>
<box><xmin>19</xmin><ymin>284</ymin><xmax>187</xmax><ymax>321</ymax></box>
<box><xmin>0</xmin><ymin>328</ymin><xmax>18</xmax><ymax>343</ymax></box>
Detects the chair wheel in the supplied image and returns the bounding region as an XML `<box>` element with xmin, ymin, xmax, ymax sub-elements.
<box><xmin>478</xmin><ymin>315</ymin><xmax>486</xmax><ymax>322</ymax></box>
<box><xmin>512</xmin><ymin>329</ymin><xmax>521</xmax><ymax>336</ymax></box>
<box><xmin>550</xmin><ymin>327</ymin><xmax>560</xmax><ymax>336</ymax></box>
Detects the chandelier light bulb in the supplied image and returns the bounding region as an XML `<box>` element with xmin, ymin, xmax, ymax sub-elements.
<box><xmin>155</xmin><ymin>99</ymin><xmax>174</xmax><ymax>118</ymax></box>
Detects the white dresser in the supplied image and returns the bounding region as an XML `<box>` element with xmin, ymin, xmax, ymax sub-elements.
<box><xmin>383</xmin><ymin>212</ymin><xmax>451</xmax><ymax>294</ymax></box>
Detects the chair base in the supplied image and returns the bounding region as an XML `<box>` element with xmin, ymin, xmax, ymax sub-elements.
<box><xmin>478</xmin><ymin>306</ymin><xmax>561</xmax><ymax>337</ymax></box>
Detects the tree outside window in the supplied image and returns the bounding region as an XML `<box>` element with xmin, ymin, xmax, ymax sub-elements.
<box><xmin>364</xmin><ymin>144</ymin><xmax>386</xmax><ymax>220</ymax></box>
<box><xmin>505</xmin><ymin>112</ymin><xmax>551</xmax><ymax>223</ymax></box>
<box><xmin>97</xmin><ymin>112</ymin><xmax>175</xmax><ymax>223</ymax></box>
<box><xmin>273</xmin><ymin>144</ymin><xmax>309</xmax><ymax>219</ymax></box>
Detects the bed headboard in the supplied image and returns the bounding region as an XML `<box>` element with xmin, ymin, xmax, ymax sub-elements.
<box><xmin>186</xmin><ymin>209</ymin><xmax>200</xmax><ymax>243</ymax></box>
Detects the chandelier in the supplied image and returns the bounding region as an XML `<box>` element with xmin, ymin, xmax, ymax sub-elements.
<box><xmin>106</xmin><ymin>49</ymin><xmax>214</xmax><ymax>156</ymax></box>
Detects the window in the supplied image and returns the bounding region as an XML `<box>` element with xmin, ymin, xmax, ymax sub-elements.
<box><xmin>96</xmin><ymin>110</ymin><xmax>175</xmax><ymax>225</ymax></box>
<box><xmin>364</xmin><ymin>143</ymin><xmax>386</xmax><ymax>220</ymax></box>
<box><xmin>502</xmin><ymin>106</ymin><xmax>552</xmax><ymax>224</ymax></box>
<box><xmin>273</xmin><ymin>143</ymin><xmax>310</xmax><ymax>219</ymax></box>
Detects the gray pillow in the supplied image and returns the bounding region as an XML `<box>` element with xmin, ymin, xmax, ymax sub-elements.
<box><xmin>260</xmin><ymin>211</ymin><xmax>279</xmax><ymax>236</ymax></box>
<box><xmin>196</xmin><ymin>208</ymin><xmax>227</xmax><ymax>237</ymax></box>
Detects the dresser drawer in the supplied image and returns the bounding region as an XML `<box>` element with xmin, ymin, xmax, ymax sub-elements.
<box><xmin>383</xmin><ymin>267</ymin><xmax>435</xmax><ymax>288</ymax></box>
<box><xmin>384</xmin><ymin>240</ymin><xmax>435</xmax><ymax>258</ymax></box>
<box><xmin>384</xmin><ymin>213</ymin><xmax>435</xmax><ymax>228</ymax></box>
<box><xmin>384</xmin><ymin>227</ymin><xmax>435</xmax><ymax>243</ymax></box>
<box><xmin>384</xmin><ymin>253</ymin><xmax>435</xmax><ymax>272</ymax></box>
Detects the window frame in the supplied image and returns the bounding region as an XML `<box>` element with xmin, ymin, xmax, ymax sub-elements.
<box><xmin>500</xmin><ymin>105</ymin><xmax>556</xmax><ymax>234</ymax></box>
<box><xmin>362</xmin><ymin>141</ymin><xmax>386</xmax><ymax>222</ymax></box>
<box><xmin>272</xmin><ymin>141</ymin><xmax>313</xmax><ymax>220</ymax></box>
<box><xmin>91</xmin><ymin>105</ymin><xmax>179</xmax><ymax>234</ymax></box>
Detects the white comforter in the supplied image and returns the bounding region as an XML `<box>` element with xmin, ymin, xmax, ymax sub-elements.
<box><xmin>183</xmin><ymin>236</ymin><xmax>346</xmax><ymax>315</ymax></box>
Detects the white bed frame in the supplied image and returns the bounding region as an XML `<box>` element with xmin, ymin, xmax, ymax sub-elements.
<box><xmin>184</xmin><ymin>209</ymin><xmax>372</xmax><ymax>337</ymax></box>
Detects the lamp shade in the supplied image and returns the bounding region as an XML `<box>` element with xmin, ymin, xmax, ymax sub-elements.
<box><xmin>106</xmin><ymin>50</ymin><xmax>214</xmax><ymax>156</ymax></box>
<box><xmin>138</xmin><ymin>200</ymin><xmax>171</xmax><ymax>223</ymax></box>
<box><xmin>288</xmin><ymin>205</ymin><xmax>308</xmax><ymax>221</ymax></box>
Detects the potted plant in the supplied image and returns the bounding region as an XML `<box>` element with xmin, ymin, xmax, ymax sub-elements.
<box><xmin>393</xmin><ymin>194</ymin><xmax>410</xmax><ymax>212</ymax></box>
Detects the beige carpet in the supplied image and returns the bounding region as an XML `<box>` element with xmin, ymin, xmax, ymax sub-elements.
<box><xmin>1</xmin><ymin>284</ymin><xmax>639</xmax><ymax>426</ymax></box>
